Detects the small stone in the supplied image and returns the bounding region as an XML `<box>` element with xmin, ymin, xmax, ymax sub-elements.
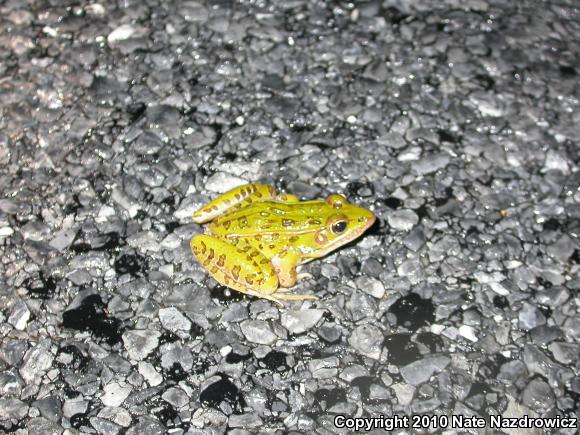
<box><xmin>162</xmin><ymin>387</ymin><xmax>189</xmax><ymax>408</ymax></box>
<box><xmin>521</xmin><ymin>378</ymin><xmax>555</xmax><ymax>413</ymax></box>
<box><xmin>49</xmin><ymin>227</ymin><xmax>78</xmax><ymax>251</ymax></box>
<box><xmin>399</xmin><ymin>356</ymin><xmax>451</xmax><ymax>386</ymax></box>
<box><xmin>403</xmin><ymin>226</ymin><xmax>426</xmax><ymax>252</ymax></box>
<box><xmin>8</xmin><ymin>300</ymin><xmax>30</xmax><ymax>330</ymax></box>
<box><xmin>122</xmin><ymin>330</ymin><xmax>161</xmax><ymax>361</ymax></box>
<box><xmin>158</xmin><ymin>307</ymin><xmax>192</xmax><ymax>332</ymax></box>
<box><xmin>348</xmin><ymin>325</ymin><xmax>384</xmax><ymax>360</ymax></box>
<box><xmin>548</xmin><ymin>342</ymin><xmax>579</xmax><ymax>365</ymax></box>
<box><xmin>63</xmin><ymin>398</ymin><xmax>89</xmax><ymax>418</ymax></box>
<box><xmin>392</xmin><ymin>383</ymin><xmax>415</xmax><ymax>405</ymax></box>
<box><xmin>125</xmin><ymin>416</ymin><xmax>165</xmax><ymax>435</ymax></box>
<box><xmin>32</xmin><ymin>396</ymin><xmax>62</xmax><ymax>423</ymax></box>
<box><xmin>240</xmin><ymin>320</ymin><xmax>277</xmax><ymax>345</ymax></box>
<box><xmin>107</xmin><ymin>24</ymin><xmax>147</xmax><ymax>45</ymax></box>
<box><xmin>355</xmin><ymin>276</ymin><xmax>386</xmax><ymax>299</ymax></box>
<box><xmin>138</xmin><ymin>362</ymin><xmax>163</xmax><ymax>386</ymax></box>
<box><xmin>387</xmin><ymin>209</ymin><xmax>419</xmax><ymax>231</ymax></box>
<box><xmin>518</xmin><ymin>302</ymin><xmax>546</xmax><ymax>330</ymax></box>
<box><xmin>0</xmin><ymin>398</ymin><xmax>29</xmax><ymax>420</ymax></box>
<box><xmin>281</xmin><ymin>309</ymin><xmax>325</xmax><ymax>334</ymax></box>
<box><xmin>90</xmin><ymin>417</ymin><xmax>122</xmax><ymax>435</ymax></box>
<box><xmin>101</xmin><ymin>382</ymin><xmax>133</xmax><ymax>407</ymax></box>
<box><xmin>308</xmin><ymin>357</ymin><xmax>339</xmax><ymax>379</ymax></box>
<box><xmin>458</xmin><ymin>325</ymin><xmax>478</xmax><ymax>342</ymax></box>
<box><xmin>228</xmin><ymin>413</ymin><xmax>263</xmax><ymax>428</ymax></box>
<box><xmin>205</xmin><ymin>173</ymin><xmax>247</xmax><ymax>193</ymax></box>
<box><xmin>19</xmin><ymin>341</ymin><xmax>54</xmax><ymax>383</ymax></box>
<box><xmin>98</xmin><ymin>407</ymin><xmax>132</xmax><ymax>427</ymax></box>
<box><xmin>412</xmin><ymin>153</ymin><xmax>450</xmax><ymax>175</ymax></box>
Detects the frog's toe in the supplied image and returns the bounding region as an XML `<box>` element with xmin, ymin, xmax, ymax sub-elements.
<box><xmin>273</xmin><ymin>291</ymin><xmax>318</xmax><ymax>302</ymax></box>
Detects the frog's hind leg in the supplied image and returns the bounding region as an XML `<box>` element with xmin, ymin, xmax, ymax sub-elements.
<box><xmin>191</xmin><ymin>235</ymin><xmax>281</xmax><ymax>303</ymax></box>
<box><xmin>192</xmin><ymin>184</ymin><xmax>277</xmax><ymax>224</ymax></box>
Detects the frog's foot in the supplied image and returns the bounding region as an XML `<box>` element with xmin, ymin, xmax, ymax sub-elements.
<box><xmin>192</xmin><ymin>183</ymin><xmax>277</xmax><ymax>224</ymax></box>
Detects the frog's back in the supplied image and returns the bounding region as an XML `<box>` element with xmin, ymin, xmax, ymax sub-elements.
<box><xmin>208</xmin><ymin>200</ymin><xmax>329</xmax><ymax>239</ymax></box>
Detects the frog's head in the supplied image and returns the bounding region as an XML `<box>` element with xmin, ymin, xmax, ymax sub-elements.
<box><xmin>311</xmin><ymin>194</ymin><xmax>376</xmax><ymax>257</ymax></box>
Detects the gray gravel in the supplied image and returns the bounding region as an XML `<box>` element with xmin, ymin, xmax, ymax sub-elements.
<box><xmin>1</xmin><ymin>0</ymin><xmax>579</xmax><ymax>433</ymax></box>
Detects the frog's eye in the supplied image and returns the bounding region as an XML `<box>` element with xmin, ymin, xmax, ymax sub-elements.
<box><xmin>326</xmin><ymin>194</ymin><xmax>347</xmax><ymax>209</ymax></box>
<box><xmin>331</xmin><ymin>220</ymin><xmax>348</xmax><ymax>234</ymax></box>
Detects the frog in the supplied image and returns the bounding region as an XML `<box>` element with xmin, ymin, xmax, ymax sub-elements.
<box><xmin>191</xmin><ymin>183</ymin><xmax>376</xmax><ymax>305</ymax></box>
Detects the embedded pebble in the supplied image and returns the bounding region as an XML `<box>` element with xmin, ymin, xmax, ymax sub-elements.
<box><xmin>158</xmin><ymin>307</ymin><xmax>192</xmax><ymax>332</ymax></box>
<box><xmin>8</xmin><ymin>300</ymin><xmax>30</xmax><ymax>330</ymax></box>
<box><xmin>122</xmin><ymin>330</ymin><xmax>161</xmax><ymax>361</ymax></box>
<box><xmin>240</xmin><ymin>320</ymin><xmax>278</xmax><ymax>345</ymax></box>
<box><xmin>387</xmin><ymin>209</ymin><xmax>419</xmax><ymax>231</ymax></box>
<box><xmin>101</xmin><ymin>382</ymin><xmax>133</xmax><ymax>407</ymax></box>
<box><xmin>400</xmin><ymin>356</ymin><xmax>451</xmax><ymax>386</ymax></box>
<box><xmin>348</xmin><ymin>325</ymin><xmax>384</xmax><ymax>360</ymax></box>
<box><xmin>281</xmin><ymin>309</ymin><xmax>325</xmax><ymax>334</ymax></box>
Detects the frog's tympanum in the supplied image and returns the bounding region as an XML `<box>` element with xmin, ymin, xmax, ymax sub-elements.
<box><xmin>191</xmin><ymin>183</ymin><xmax>376</xmax><ymax>305</ymax></box>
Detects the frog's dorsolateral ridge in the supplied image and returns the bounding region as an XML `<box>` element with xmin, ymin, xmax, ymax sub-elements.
<box><xmin>191</xmin><ymin>183</ymin><xmax>376</xmax><ymax>305</ymax></box>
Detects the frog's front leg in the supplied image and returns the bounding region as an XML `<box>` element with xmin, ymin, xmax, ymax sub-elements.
<box><xmin>192</xmin><ymin>183</ymin><xmax>277</xmax><ymax>224</ymax></box>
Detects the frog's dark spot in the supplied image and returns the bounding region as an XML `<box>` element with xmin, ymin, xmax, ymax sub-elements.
<box><xmin>387</xmin><ymin>293</ymin><xmax>435</xmax><ymax>331</ymax></box>
<box><xmin>199</xmin><ymin>374</ymin><xmax>245</xmax><ymax>414</ymax></box>
<box><xmin>62</xmin><ymin>294</ymin><xmax>124</xmax><ymax>345</ymax></box>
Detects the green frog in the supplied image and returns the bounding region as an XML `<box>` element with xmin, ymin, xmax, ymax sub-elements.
<box><xmin>191</xmin><ymin>183</ymin><xmax>376</xmax><ymax>305</ymax></box>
